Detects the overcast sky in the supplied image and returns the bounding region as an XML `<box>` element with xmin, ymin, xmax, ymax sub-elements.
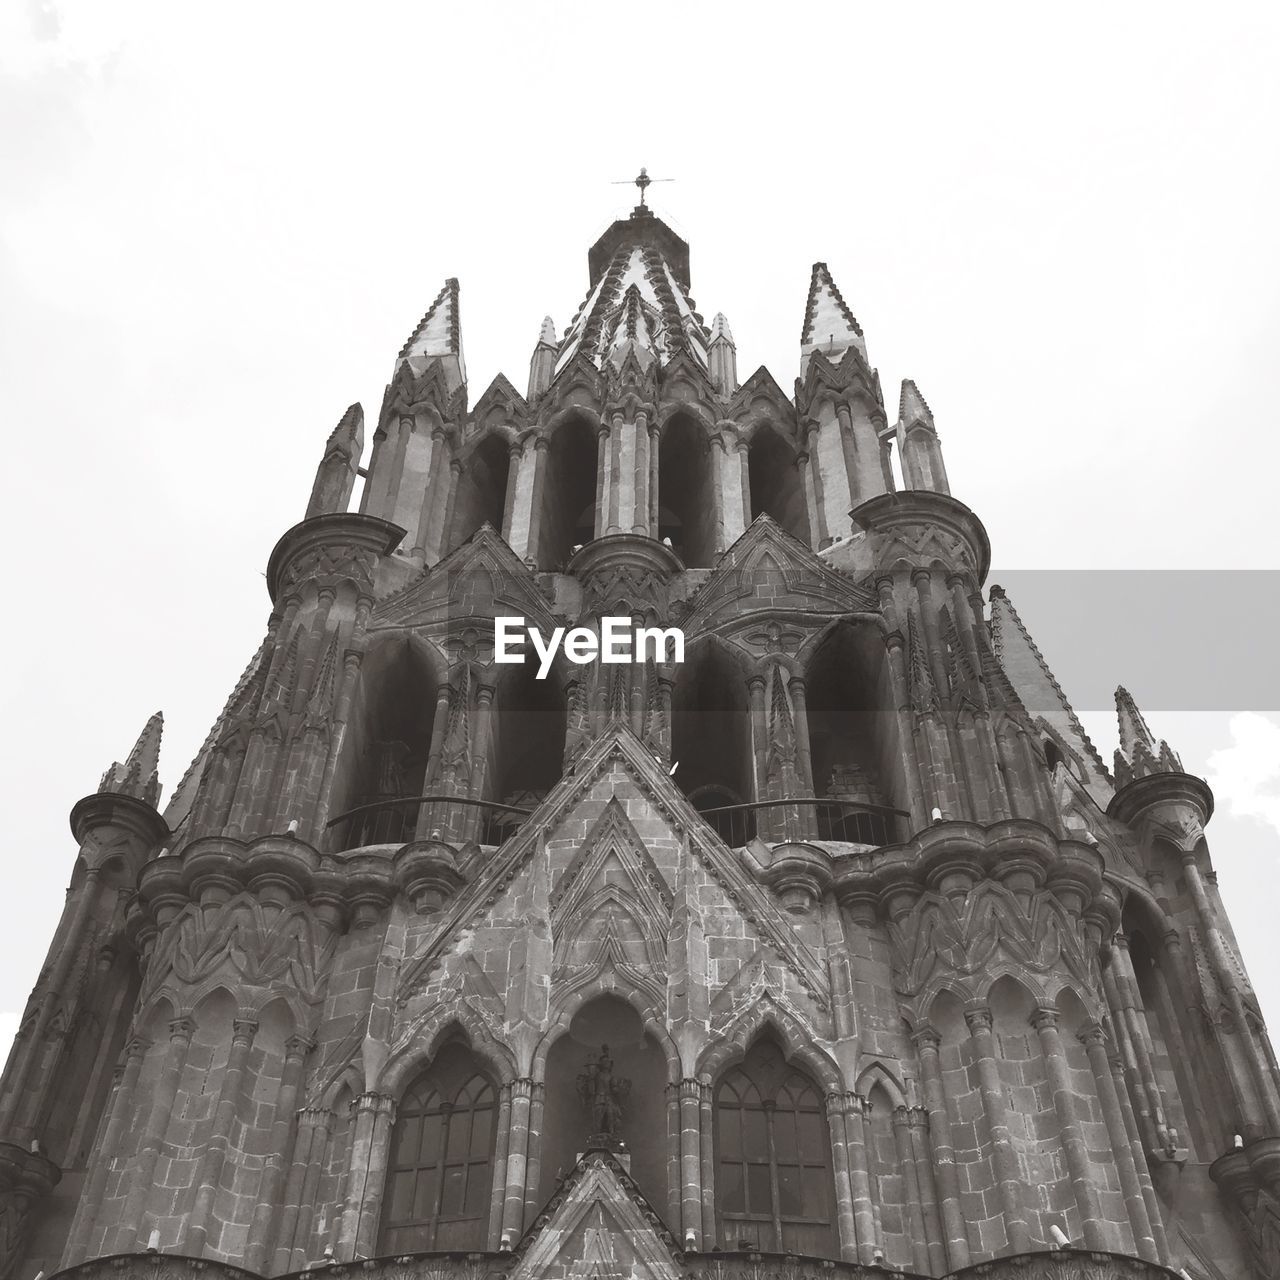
<box><xmin>2</xmin><ymin>1</ymin><xmax>1279</xmax><ymax>1051</ymax></box>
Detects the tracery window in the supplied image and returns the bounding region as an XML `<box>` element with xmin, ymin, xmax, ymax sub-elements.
<box><xmin>715</xmin><ymin>1040</ymin><xmax>834</xmax><ymax>1255</ymax></box>
<box><xmin>379</xmin><ymin>1045</ymin><xmax>496</xmax><ymax>1253</ymax></box>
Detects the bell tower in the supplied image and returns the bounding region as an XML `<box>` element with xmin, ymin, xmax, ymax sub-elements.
<box><xmin>1</xmin><ymin>197</ymin><xmax>1274</xmax><ymax>1280</ymax></box>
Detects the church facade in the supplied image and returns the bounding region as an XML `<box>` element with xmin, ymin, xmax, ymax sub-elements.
<box><xmin>2</xmin><ymin>202</ymin><xmax>1276</xmax><ymax>1280</ymax></box>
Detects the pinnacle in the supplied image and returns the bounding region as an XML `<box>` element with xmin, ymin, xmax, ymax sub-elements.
<box><xmin>538</xmin><ymin>315</ymin><xmax>557</xmax><ymax>346</ymax></box>
<box><xmin>710</xmin><ymin>312</ymin><xmax>734</xmax><ymax>344</ymax></box>
<box><xmin>99</xmin><ymin>710</ymin><xmax>164</xmax><ymax>807</ymax></box>
<box><xmin>327</xmin><ymin>402</ymin><xmax>364</xmax><ymax>448</ymax></box>
<box><xmin>899</xmin><ymin>379</ymin><xmax>934</xmax><ymax>428</ymax></box>
<box><xmin>396</xmin><ymin>277</ymin><xmax>465</xmax><ymax>383</ymax></box>
<box><xmin>800</xmin><ymin>262</ymin><xmax>864</xmax><ymax>347</ymax></box>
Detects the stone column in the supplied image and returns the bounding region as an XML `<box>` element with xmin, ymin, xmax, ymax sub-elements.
<box><xmin>678</xmin><ymin>1078</ymin><xmax>703</xmax><ymax>1247</ymax></box>
<box><xmin>748</xmin><ymin>675</ymin><xmax>767</xmax><ymax>803</ymax></box>
<box><xmin>501</xmin><ymin>441</ymin><xmax>522</xmax><ymax>542</ymax></box>
<box><xmin>907</xmin><ymin>1106</ymin><xmax>946</xmax><ymax>1274</ymax></box>
<box><xmin>501</xmin><ymin>1078</ymin><xmax>534</xmax><ymax>1244</ymax></box>
<box><xmin>1079</xmin><ymin>1023</ymin><xmax>1158</xmax><ymax>1262</ymax></box>
<box><xmin>114</xmin><ymin>1015</ymin><xmax>195</xmax><ymax>1252</ymax></box>
<box><xmin>632</xmin><ymin>407</ymin><xmax>651</xmax><ymax>534</ymax></box>
<box><xmin>1107</xmin><ymin>940</ymin><xmax>1177</xmax><ymax>1150</ymax></box>
<box><xmin>1109</xmin><ymin>1045</ymin><xmax>1169</xmax><ymax>1262</ymax></box>
<box><xmin>842</xmin><ymin>1094</ymin><xmax>877</xmax><ymax>1264</ymax></box>
<box><xmin>244</xmin><ymin>1034</ymin><xmax>312</xmax><ymax>1272</ymax></box>
<box><xmin>737</xmin><ymin>441</ymin><xmax>751</xmax><ymax>536</ymax></box>
<box><xmin>804</xmin><ymin>424</ymin><xmax>828</xmax><ymax>546</ymax></box>
<box><xmin>1180</xmin><ymin>850</ymin><xmax>1280</xmax><ymax>1133</ymax></box>
<box><xmin>488</xmin><ymin>1083</ymin><xmax>512</xmax><ymax>1249</ymax></box>
<box><xmin>271</xmin><ymin>1107</ymin><xmax>330</xmax><ymax>1273</ymax></box>
<box><xmin>182</xmin><ymin>1016</ymin><xmax>260</xmax><ymax>1254</ymax></box>
<box><xmin>825</xmin><ymin>1091</ymin><xmax>859</xmax><ymax>1261</ymax></box>
<box><xmin>965</xmin><ymin>1004</ymin><xmax>1030</xmax><ymax>1252</ymax></box>
<box><xmin>788</xmin><ymin>675</ymin><xmax>816</xmax><ymax>797</ymax></box>
<box><xmin>665</xmin><ymin>1083</ymin><xmax>682</xmax><ymax>1236</ymax></box>
<box><xmin>355</xmin><ymin>1094</ymin><xmax>397</xmax><ymax>1259</ymax></box>
<box><xmin>709</xmin><ymin>433</ymin><xmax>728</xmax><ymax>552</ymax></box>
<box><xmin>648</xmin><ymin>422</ymin><xmax>661</xmax><ymax>537</ymax></box>
<box><xmin>522</xmin><ymin>1081</ymin><xmax>546</xmax><ymax>1225</ymax></box>
<box><xmin>520</xmin><ymin>438</ymin><xmax>550</xmax><ymax>564</ymax></box>
<box><xmin>912</xmin><ymin>1027</ymin><xmax>970</xmax><ymax>1268</ymax></box>
<box><xmin>64</xmin><ymin>1035</ymin><xmax>149</xmax><ymax>1265</ymax></box>
<box><xmin>607</xmin><ymin>411</ymin><xmax>624</xmax><ymax>534</ymax></box>
<box><xmin>699</xmin><ymin>1081</ymin><xmax>716</xmax><ymax>1246</ymax></box>
<box><xmin>892</xmin><ymin>1107</ymin><xmax>933</xmax><ymax>1273</ymax></box>
<box><xmin>1030</xmin><ymin>1007</ymin><xmax>1105</xmax><ymax>1248</ymax></box>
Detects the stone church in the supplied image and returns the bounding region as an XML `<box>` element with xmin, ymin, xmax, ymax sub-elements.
<box><xmin>2</xmin><ymin>196</ymin><xmax>1276</xmax><ymax>1280</ymax></box>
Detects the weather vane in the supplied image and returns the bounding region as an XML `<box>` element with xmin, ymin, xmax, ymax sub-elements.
<box><xmin>611</xmin><ymin>166</ymin><xmax>674</xmax><ymax>208</ymax></box>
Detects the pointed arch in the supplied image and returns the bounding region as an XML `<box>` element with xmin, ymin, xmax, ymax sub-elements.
<box><xmin>448</xmin><ymin>429</ymin><xmax>514</xmax><ymax>550</ymax></box>
<box><xmin>699</xmin><ymin>1000</ymin><xmax>842</xmax><ymax>1092</ymax></box>
<box><xmin>535</xmin><ymin>412</ymin><xmax>598</xmax><ymax>569</ymax></box>
<box><xmin>658</xmin><ymin>410</ymin><xmax>717</xmax><ymax>567</ymax></box>
<box><xmin>747</xmin><ymin>422</ymin><xmax>810</xmax><ymax>545</ymax></box>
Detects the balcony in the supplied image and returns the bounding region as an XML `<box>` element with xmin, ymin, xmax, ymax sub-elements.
<box><xmin>694</xmin><ymin>798</ymin><xmax>908</xmax><ymax>850</ymax></box>
<box><xmin>327</xmin><ymin>795</ymin><xmax>534</xmax><ymax>851</ymax></box>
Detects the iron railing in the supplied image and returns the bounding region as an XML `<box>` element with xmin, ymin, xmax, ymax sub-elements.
<box><xmin>695</xmin><ymin>797</ymin><xmax>908</xmax><ymax>848</ymax></box>
<box><xmin>327</xmin><ymin>795</ymin><xmax>534</xmax><ymax>851</ymax></box>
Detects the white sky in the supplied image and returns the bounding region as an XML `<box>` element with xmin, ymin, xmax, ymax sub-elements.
<box><xmin>2</xmin><ymin>0</ymin><xmax>1279</xmax><ymax>1057</ymax></box>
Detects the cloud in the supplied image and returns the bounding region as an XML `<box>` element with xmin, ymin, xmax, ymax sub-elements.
<box><xmin>1206</xmin><ymin>712</ymin><xmax>1280</xmax><ymax>834</ymax></box>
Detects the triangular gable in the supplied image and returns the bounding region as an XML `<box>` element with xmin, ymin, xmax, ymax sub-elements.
<box><xmin>726</xmin><ymin>364</ymin><xmax>798</xmax><ymax>438</ymax></box>
<box><xmin>681</xmin><ymin>514</ymin><xmax>878</xmax><ymax>632</ymax></box>
<box><xmin>468</xmin><ymin>371</ymin><xmax>529</xmax><ymax>437</ymax></box>
<box><xmin>395</xmin><ymin>725</ymin><xmax>830</xmax><ymax>1012</ymax></box>
<box><xmin>514</xmin><ymin>1151</ymin><xmax>680</xmax><ymax>1280</ymax></box>
<box><xmin>551</xmin><ymin>799</ymin><xmax>672</xmax><ymax>973</ymax></box>
<box><xmin>372</xmin><ymin>525</ymin><xmax>558</xmax><ymax>639</ymax></box>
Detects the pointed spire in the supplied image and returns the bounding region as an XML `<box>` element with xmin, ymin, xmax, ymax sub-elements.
<box><xmin>99</xmin><ymin>711</ymin><xmax>163</xmax><ymax>807</ymax></box>
<box><xmin>799</xmin><ymin>261</ymin><xmax>867</xmax><ymax>376</ymax></box>
<box><xmin>395</xmin><ymin>277</ymin><xmax>465</xmax><ymax>390</ymax></box>
<box><xmin>896</xmin><ymin>379</ymin><xmax>950</xmax><ymax>495</ymax></box>
<box><xmin>708</xmin><ymin>311</ymin><xmax>738</xmax><ymax>398</ymax></box>
<box><xmin>305</xmin><ymin>402</ymin><xmax>364</xmax><ymax>519</ymax></box>
<box><xmin>1114</xmin><ymin>685</ymin><xmax>1183</xmax><ymax>786</ymax></box>
<box><xmin>528</xmin><ymin>315</ymin><xmax>557</xmax><ymax>400</ymax></box>
<box><xmin>899</xmin><ymin>379</ymin><xmax>933</xmax><ymax>428</ymax></box>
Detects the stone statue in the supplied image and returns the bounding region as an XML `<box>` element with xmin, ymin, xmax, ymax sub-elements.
<box><xmin>576</xmin><ymin>1043</ymin><xmax>631</xmax><ymax>1139</ymax></box>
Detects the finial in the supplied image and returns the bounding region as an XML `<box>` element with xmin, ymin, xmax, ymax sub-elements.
<box><xmin>610</xmin><ymin>166</ymin><xmax>674</xmax><ymax>210</ymax></box>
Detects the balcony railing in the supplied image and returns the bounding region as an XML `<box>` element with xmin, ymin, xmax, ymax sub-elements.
<box><xmin>327</xmin><ymin>795</ymin><xmax>534</xmax><ymax>851</ymax></box>
<box><xmin>695</xmin><ymin>797</ymin><xmax>908</xmax><ymax>849</ymax></box>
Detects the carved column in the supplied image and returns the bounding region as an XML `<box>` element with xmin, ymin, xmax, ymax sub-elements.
<box><xmin>907</xmin><ymin>1105</ymin><xmax>946</xmax><ymax>1274</ymax></box>
<box><xmin>338</xmin><ymin>1092</ymin><xmax>396</xmax><ymax>1259</ymax></box>
<box><xmin>913</xmin><ymin>1026</ymin><xmax>970</xmax><ymax>1268</ymax></box>
<box><xmin>500</xmin><ymin>1078</ymin><xmax>534</xmax><ymax>1244</ymax></box>
<box><xmin>272</xmin><ymin>1107</ymin><xmax>331</xmax><ymax>1272</ymax></box>
<box><xmin>1030</xmin><ymin>1007</ymin><xmax>1105</xmax><ymax>1248</ymax></box>
<box><xmin>522</xmin><ymin>1080</ymin><xmax>545</xmax><ymax>1225</ymax></box>
<box><xmin>747</xmin><ymin>675</ymin><xmax>767</xmax><ymax>804</ymax></box>
<box><xmin>892</xmin><ymin>1107</ymin><xmax>932</xmax><ymax>1273</ymax></box>
<box><xmin>245</xmin><ymin>1034</ymin><xmax>312</xmax><ymax>1272</ymax></box>
<box><xmin>709</xmin><ymin>433</ymin><xmax>728</xmax><ymax>552</ymax></box>
<box><xmin>665</xmin><ymin>1083</ymin><xmax>682</xmax><ymax>1236</ymax></box>
<box><xmin>825</xmin><ymin>1091</ymin><xmax>859</xmax><ymax>1261</ymax></box>
<box><xmin>64</xmin><ymin>1034</ymin><xmax>149</xmax><ymax>1265</ymax></box>
<box><xmin>181</xmin><ymin>1016</ymin><xmax>260</xmax><ymax>1254</ymax></box>
<box><xmin>678</xmin><ymin>1078</ymin><xmax>703</xmax><ymax>1247</ymax></box>
<box><xmin>1109</xmin><ymin>1045</ymin><xmax>1169</xmax><ymax>1263</ymax></box>
<box><xmin>1079</xmin><ymin>1023</ymin><xmax>1158</xmax><ymax>1262</ymax></box>
<box><xmin>699</xmin><ymin>1081</ymin><xmax>716</xmax><ymax>1246</ymax></box>
<box><xmin>841</xmin><ymin>1093</ymin><xmax>876</xmax><ymax>1264</ymax></box>
<box><xmin>521</xmin><ymin>437</ymin><xmax>551</xmax><ymax>564</ymax></box>
<box><xmin>114</xmin><ymin>1015</ymin><xmax>196</xmax><ymax>1251</ymax></box>
<box><xmin>965</xmin><ymin>1004</ymin><xmax>1030</xmax><ymax>1252</ymax></box>
<box><xmin>486</xmin><ymin>1083</ymin><xmax>511</xmax><ymax>1248</ymax></box>
<box><xmin>501</xmin><ymin>441</ymin><xmax>522</xmax><ymax>542</ymax></box>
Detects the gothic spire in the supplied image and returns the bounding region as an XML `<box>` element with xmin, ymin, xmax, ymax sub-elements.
<box><xmin>899</xmin><ymin>379</ymin><xmax>933</xmax><ymax>428</ymax></box>
<box><xmin>305</xmin><ymin>402</ymin><xmax>364</xmax><ymax>519</ymax></box>
<box><xmin>395</xmin><ymin>277</ymin><xmax>466</xmax><ymax>391</ymax></box>
<box><xmin>799</xmin><ymin>261</ymin><xmax>867</xmax><ymax>377</ymax></box>
<box><xmin>1114</xmin><ymin>685</ymin><xmax>1183</xmax><ymax>786</ymax></box>
<box><xmin>708</xmin><ymin>311</ymin><xmax>737</xmax><ymax>397</ymax></box>
<box><xmin>99</xmin><ymin>711</ymin><xmax>163</xmax><ymax>807</ymax></box>
<box><xmin>896</xmin><ymin>378</ymin><xmax>950</xmax><ymax>495</ymax></box>
<box><xmin>528</xmin><ymin>315</ymin><xmax>557</xmax><ymax>400</ymax></box>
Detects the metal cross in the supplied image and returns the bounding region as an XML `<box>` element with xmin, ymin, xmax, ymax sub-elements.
<box><xmin>611</xmin><ymin>166</ymin><xmax>674</xmax><ymax>207</ymax></box>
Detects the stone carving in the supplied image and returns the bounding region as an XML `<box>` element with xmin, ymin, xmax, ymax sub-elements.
<box><xmin>577</xmin><ymin>1044</ymin><xmax>631</xmax><ymax>1140</ymax></box>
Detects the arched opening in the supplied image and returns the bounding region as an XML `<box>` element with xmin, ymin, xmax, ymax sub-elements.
<box><xmin>379</xmin><ymin>1040</ymin><xmax>497</xmax><ymax>1254</ymax></box>
<box><xmin>671</xmin><ymin>642</ymin><xmax>754</xmax><ymax>842</ymax></box>
<box><xmin>714</xmin><ymin>1036</ymin><xmax>835</xmax><ymax>1256</ymax></box>
<box><xmin>536</xmin><ymin>416</ymin><xmax>597</xmax><ymax>569</ymax></box>
<box><xmin>1044</xmin><ymin>739</ymin><xmax>1064</xmax><ymax>772</ymax></box>
<box><xmin>748</xmin><ymin>425</ymin><xmax>810</xmax><ymax>544</ymax></box>
<box><xmin>331</xmin><ymin>637</ymin><xmax>441</xmax><ymax>850</ymax></box>
<box><xmin>658</xmin><ymin>413</ymin><xmax>717</xmax><ymax>567</ymax></box>
<box><xmin>481</xmin><ymin>663</ymin><xmax>567</xmax><ymax>843</ymax></box>
<box><xmin>805</xmin><ymin>624</ymin><xmax>903</xmax><ymax>844</ymax></box>
<box><xmin>538</xmin><ymin>996</ymin><xmax>669</xmax><ymax>1225</ymax></box>
<box><xmin>449</xmin><ymin>433</ymin><xmax>511</xmax><ymax>551</ymax></box>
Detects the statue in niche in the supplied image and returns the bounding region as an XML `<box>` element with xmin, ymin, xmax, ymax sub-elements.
<box><xmin>577</xmin><ymin>1043</ymin><xmax>631</xmax><ymax>1140</ymax></box>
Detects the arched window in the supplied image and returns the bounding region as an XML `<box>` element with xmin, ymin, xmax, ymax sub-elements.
<box><xmin>715</xmin><ymin>1039</ymin><xmax>834</xmax><ymax>1256</ymax></box>
<box><xmin>747</xmin><ymin>425</ymin><xmax>810</xmax><ymax>544</ymax></box>
<box><xmin>379</xmin><ymin>1043</ymin><xmax>496</xmax><ymax>1253</ymax></box>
